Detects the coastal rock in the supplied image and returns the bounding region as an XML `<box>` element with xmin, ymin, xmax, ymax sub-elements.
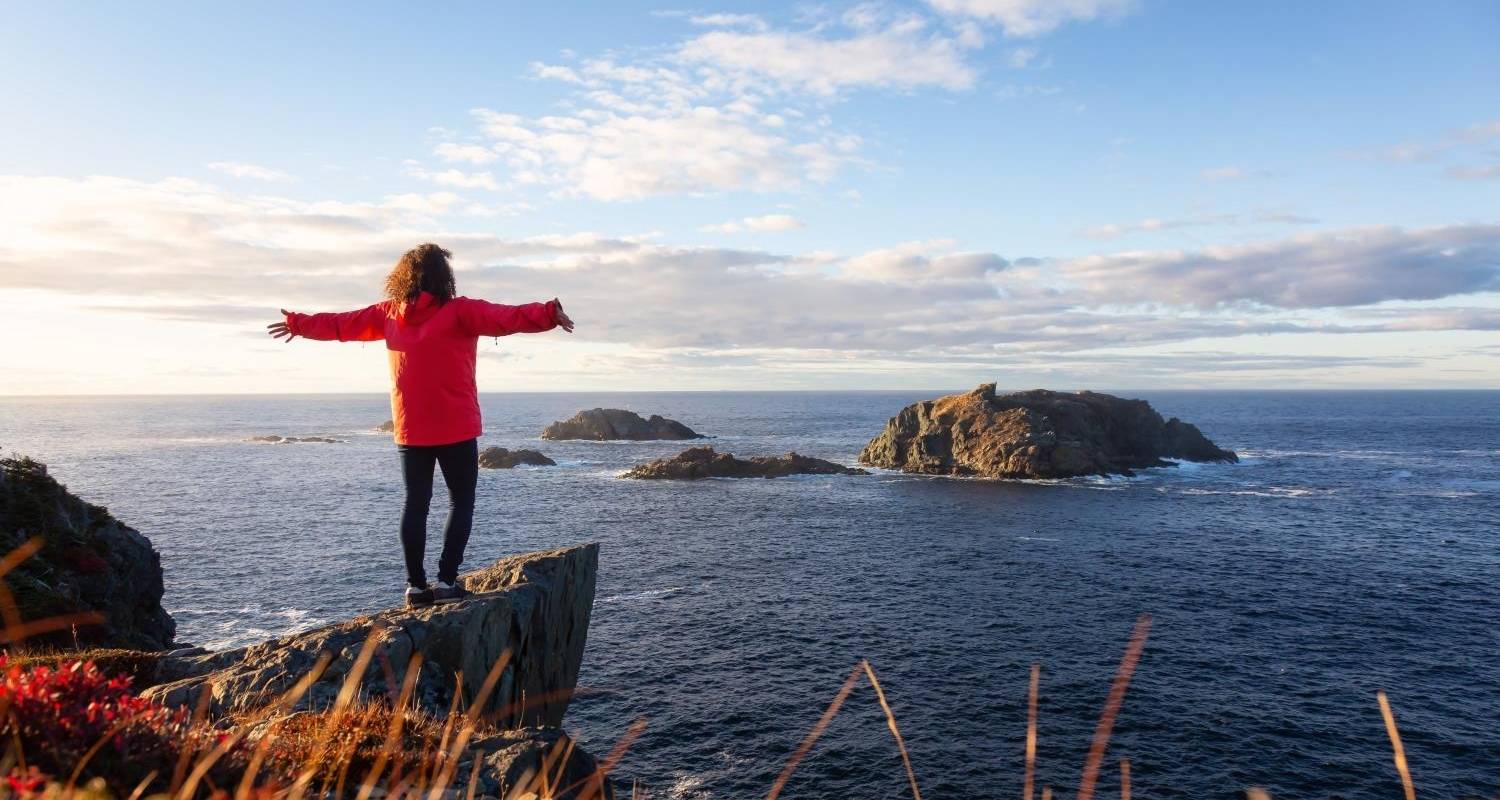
<box><xmin>375</xmin><ymin>419</ymin><xmax>395</xmax><ymax>433</ymax></box>
<box><xmin>623</xmin><ymin>447</ymin><xmax>868</xmax><ymax>480</ymax></box>
<box><xmin>247</xmin><ymin>435</ymin><xmax>342</xmax><ymax>444</ymax></box>
<box><xmin>479</xmin><ymin>446</ymin><xmax>557</xmax><ymax>469</ymax></box>
<box><xmin>142</xmin><ymin>544</ymin><xmax>598</xmax><ymax>728</ymax></box>
<box><xmin>0</xmin><ymin>452</ymin><xmax>176</xmax><ymax>650</ymax></box>
<box><xmin>542</xmin><ymin>409</ymin><xmax>703</xmax><ymax>441</ymax></box>
<box><xmin>859</xmin><ymin>384</ymin><xmax>1238</xmax><ymax>479</ymax></box>
<box><xmin>460</xmin><ymin>728</ymin><xmax>614</xmax><ymax>800</ymax></box>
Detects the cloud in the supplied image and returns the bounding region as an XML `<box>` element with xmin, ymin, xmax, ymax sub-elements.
<box><xmin>1060</xmin><ymin>223</ymin><xmax>1500</xmax><ymax>308</ymax></box>
<box><xmin>433</xmin><ymin>143</ymin><xmax>498</xmax><ymax>165</ymax></box>
<box><xmin>1446</xmin><ymin>164</ymin><xmax>1500</xmax><ymax>181</ymax></box>
<box><xmin>206</xmin><ymin>161</ymin><xmax>294</xmax><ymax>182</ymax></box>
<box><xmin>1081</xmin><ymin>210</ymin><xmax>1318</xmax><ymax>239</ymax></box>
<box><xmin>417</xmin><ymin>11</ymin><xmax>991</xmax><ymax>201</ymax></box>
<box><xmin>675</xmin><ymin>13</ymin><xmax>979</xmax><ymax>94</ymax></box>
<box><xmin>1199</xmin><ymin>165</ymin><xmax>1257</xmax><ymax>182</ymax></box>
<box><xmin>3</xmin><ymin>175</ymin><xmax>1497</xmax><ymax>386</ymax></box>
<box><xmin>403</xmin><ymin>163</ymin><xmax>504</xmax><ymax>191</ymax></box>
<box><xmin>688</xmin><ymin>13</ymin><xmax>768</xmax><ymax>31</ymax></box>
<box><xmin>926</xmin><ymin>0</ymin><xmax>1136</xmax><ymax>37</ymax></box>
<box><xmin>700</xmin><ymin>214</ymin><xmax>806</xmax><ymax>234</ymax></box>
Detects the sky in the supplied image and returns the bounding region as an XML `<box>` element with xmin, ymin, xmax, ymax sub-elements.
<box><xmin>1</xmin><ymin>0</ymin><xmax>1498</xmax><ymax>394</ymax></box>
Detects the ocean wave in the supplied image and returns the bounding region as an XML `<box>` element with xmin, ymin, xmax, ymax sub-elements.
<box><xmin>1164</xmin><ymin>486</ymin><xmax>1334</xmax><ymax>499</ymax></box>
<box><xmin>601</xmin><ymin>587</ymin><xmax>686</xmax><ymax>604</ymax></box>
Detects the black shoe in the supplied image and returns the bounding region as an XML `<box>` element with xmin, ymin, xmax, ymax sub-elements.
<box><xmin>433</xmin><ymin>580</ymin><xmax>471</xmax><ymax>605</ymax></box>
<box><xmin>405</xmin><ymin>585</ymin><xmax>434</xmax><ymax>608</ymax></box>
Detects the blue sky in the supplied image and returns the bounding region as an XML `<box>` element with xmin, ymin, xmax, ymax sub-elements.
<box><xmin>2</xmin><ymin>0</ymin><xmax>1497</xmax><ymax>392</ymax></box>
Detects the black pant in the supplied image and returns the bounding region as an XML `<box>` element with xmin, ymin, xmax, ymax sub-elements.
<box><xmin>397</xmin><ymin>437</ymin><xmax>478</xmax><ymax>588</ymax></box>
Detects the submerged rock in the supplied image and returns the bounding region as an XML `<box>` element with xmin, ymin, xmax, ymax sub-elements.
<box><xmin>859</xmin><ymin>384</ymin><xmax>1238</xmax><ymax>479</ymax></box>
<box><xmin>247</xmin><ymin>435</ymin><xmax>342</xmax><ymax>444</ymax></box>
<box><xmin>479</xmin><ymin>446</ymin><xmax>557</xmax><ymax>469</ymax></box>
<box><xmin>542</xmin><ymin>408</ymin><xmax>703</xmax><ymax>441</ymax></box>
<box><xmin>142</xmin><ymin>544</ymin><xmax>598</xmax><ymax>728</ymax></box>
<box><xmin>623</xmin><ymin>446</ymin><xmax>868</xmax><ymax>480</ymax></box>
<box><xmin>0</xmin><ymin>452</ymin><xmax>175</xmax><ymax>650</ymax></box>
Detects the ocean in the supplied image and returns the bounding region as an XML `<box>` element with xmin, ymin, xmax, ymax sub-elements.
<box><xmin>1</xmin><ymin>390</ymin><xmax>1496</xmax><ymax>798</ymax></box>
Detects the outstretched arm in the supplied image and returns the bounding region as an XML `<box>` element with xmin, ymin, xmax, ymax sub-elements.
<box><xmin>266</xmin><ymin>303</ymin><xmax>388</xmax><ymax>342</ymax></box>
<box><xmin>457</xmin><ymin>297</ymin><xmax>574</xmax><ymax>337</ymax></box>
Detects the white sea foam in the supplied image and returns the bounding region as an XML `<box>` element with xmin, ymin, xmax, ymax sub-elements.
<box><xmin>601</xmin><ymin>586</ymin><xmax>686</xmax><ymax>604</ymax></box>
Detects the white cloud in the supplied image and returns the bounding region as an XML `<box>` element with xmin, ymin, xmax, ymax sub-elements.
<box><xmin>206</xmin><ymin>161</ymin><xmax>294</xmax><ymax>182</ymax></box>
<box><xmin>404</xmin><ymin>163</ymin><xmax>504</xmax><ymax>191</ymax></box>
<box><xmin>1447</xmin><ymin>164</ymin><xmax>1500</xmax><ymax>181</ymax></box>
<box><xmin>1060</xmin><ymin>224</ymin><xmax>1500</xmax><ymax>308</ymax></box>
<box><xmin>675</xmin><ymin>14</ymin><xmax>979</xmax><ymax>94</ymax></box>
<box><xmin>688</xmin><ymin>13</ymin><xmax>768</xmax><ymax>31</ymax></box>
<box><xmin>1200</xmin><ymin>165</ymin><xmax>1249</xmax><ymax>181</ymax></box>
<box><xmin>926</xmin><ymin>0</ymin><xmax>1136</xmax><ymax>37</ymax></box>
<box><xmin>700</xmin><ymin>213</ymin><xmax>806</xmax><ymax>234</ymax></box>
<box><xmin>3</xmin><ymin>175</ymin><xmax>1496</xmax><ymax>390</ymax></box>
<box><xmin>434</xmin><ymin>143</ymin><xmax>499</xmax><ymax>165</ymax></box>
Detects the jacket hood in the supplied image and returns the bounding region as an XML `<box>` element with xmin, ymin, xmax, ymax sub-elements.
<box><xmin>391</xmin><ymin>291</ymin><xmax>445</xmax><ymax>326</ymax></box>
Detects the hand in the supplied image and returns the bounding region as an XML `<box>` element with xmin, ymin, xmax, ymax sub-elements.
<box><xmin>266</xmin><ymin>309</ymin><xmax>298</xmax><ymax>342</ymax></box>
<box><xmin>553</xmin><ymin>299</ymin><xmax>575</xmax><ymax>333</ymax></box>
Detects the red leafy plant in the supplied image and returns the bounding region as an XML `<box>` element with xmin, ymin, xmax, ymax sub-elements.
<box><xmin>0</xmin><ymin>654</ymin><xmax>241</xmax><ymax>794</ymax></box>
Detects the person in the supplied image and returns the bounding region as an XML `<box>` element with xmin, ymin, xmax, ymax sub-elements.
<box><xmin>266</xmin><ymin>243</ymin><xmax>574</xmax><ymax>608</ymax></box>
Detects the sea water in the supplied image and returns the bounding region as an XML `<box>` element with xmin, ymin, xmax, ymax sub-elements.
<box><xmin>1</xmin><ymin>390</ymin><xmax>1497</xmax><ymax>797</ymax></box>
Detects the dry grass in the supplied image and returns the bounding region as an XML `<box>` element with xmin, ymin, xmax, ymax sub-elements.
<box><xmin>0</xmin><ymin>541</ymin><xmax>1441</xmax><ymax>800</ymax></box>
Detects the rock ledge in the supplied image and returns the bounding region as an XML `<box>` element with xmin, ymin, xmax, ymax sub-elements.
<box><xmin>624</xmin><ymin>447</ymin><xmax>867</xmax><ymax>480</ymax></box>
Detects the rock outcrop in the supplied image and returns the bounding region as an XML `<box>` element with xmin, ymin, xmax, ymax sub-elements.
<box><xmin>142</xmin><ymin>544</ymin><xmax>598</xmax><ymax>729</ymax></box>
<box><xmin>623</xmin><ymin>447</ymin><xmax>868</xmax><ymax>480</ymax></box>
<box><xmin>859</xmin><ymin>384</ymin><xmax>1238</xmax><ymax>479</ymax></box>
<box><xmin>0</xmin><ymin>452</ymin><xmax>175</xmax><ymax>650</ymax></box>
<box><xmin>247</xmin><ymin>435</ymin><xmax>342</xmax><ymax>444</ymax></box>
<box><xmin>479</xmin><ymin>447</ymin><xmax>557</xmax><ymax>469</ymax></box>
<box><xmin>375</xmin><ymin>419</ymin><xmax>396</xmax><ymax>433</ymax></box>
<box><xmin>542</xmin><ymin>409</ymin><xmax>703</xmax><ymax>441</ymax></box>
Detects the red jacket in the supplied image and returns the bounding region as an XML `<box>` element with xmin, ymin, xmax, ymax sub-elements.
<box><xmin>285</xmin><ymin>292</ymin><xmax>559</xmax><ymax>446</ymax></box>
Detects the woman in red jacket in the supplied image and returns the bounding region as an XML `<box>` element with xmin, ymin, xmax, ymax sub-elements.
<box><xmin>266</xmin><ymin>243</ymin><xmax>574</xmax><ymax>608</ymax></box>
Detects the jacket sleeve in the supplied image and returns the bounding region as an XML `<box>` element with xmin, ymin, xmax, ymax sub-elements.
<box><xmin>456</xmin><ymin>298</ymin><xmax>560</xmax><ymax>337</ymax></box>
<box><xmin>285</xmin><ymin>303</ymin><xmax>388</xmax><ymax>342</ymax></box>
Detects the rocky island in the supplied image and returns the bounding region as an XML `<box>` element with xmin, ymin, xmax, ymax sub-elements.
<box><xmin>479</xmin><ymin>446</ymin><xmax>557</xmax><ymax>468</ymax></box>
<box><xmin>542</xmin><ymin>408</ymin><xmax>704</xmax><ymax>440</ymax></box>
<box><xmin>623</xmin><ymin>446</ymin><xmax>868</xmax><ymax>480</ymax></box>
<box><xmin>860</xmin><ymin>384</ymin><xmax>1238</xmax><ymax>479</ymax></box>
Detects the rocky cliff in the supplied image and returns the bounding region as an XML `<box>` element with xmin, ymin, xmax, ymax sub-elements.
<box><xmin>143</xmin><ymin>544</ymin><xmax>598</xmax><ymax>729</ymax></box>
<box><xmin>542</xmin><ymin>408</ymin><xmax>704</xmax><ymax>441</ymax></box>
<box><xmin>623</xmin><ymin>447</ymin><xmax>868</xmax><ymax>479</ymax></box>
<box><xmin>0</xmin><ymin>452</ymin><xmax>175</xmax><ymax>650</ymax></box>
<box><xmin>859</xmin><ymin>384</ymin><xmax>1238</xmax><ymax>479</ymax></box>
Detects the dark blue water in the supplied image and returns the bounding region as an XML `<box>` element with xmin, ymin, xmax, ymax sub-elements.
<box><xmin>2</xmin><ymin>391</ymin><xmax>1497</xmax><ymax>798</ymax></box>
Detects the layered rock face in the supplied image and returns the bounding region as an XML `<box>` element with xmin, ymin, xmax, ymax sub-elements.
<box><xmin>143</xmin><ymin>544</ymin><xmax>598</xmax><ymax>729</ymax></box>
<box><xmin>542</xmin><ymin>409</ymin><xmax>703</xmax><ymax>441</ymax></box>
<box><xmin>0</xmin><ymin>453</ymin><xmax>175</xmax><ymax>650</ymax></box>
<box><xmin>623</xmin><ymin>447</ymin><xmax>868</xmax><ymax>480</ymax></box>
<box><xmin>479</xmin><ymin>447</ymin><xmax>557</xmax><ymax>469</ymax></box>
<box><xmin>859</xmin><ymin>384</ymin><xmax>1238</xmax><ymax>479</ymax></box>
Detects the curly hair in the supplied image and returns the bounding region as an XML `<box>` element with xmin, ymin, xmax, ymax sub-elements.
<box><xmin>384</xmin><ymin>243</ymin><xmax>457</xmax><ymax>304</ymax></box>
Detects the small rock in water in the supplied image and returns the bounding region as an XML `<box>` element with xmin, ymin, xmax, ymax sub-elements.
<box><xmin>623</xmin><ymin>446</ymin><xmax>868</xmax><ymax>480</ymax></box>
<box><xmin>375</xmin><ymin>419</ymin><xmax>396</xmax><ymax>433</ymax></box>
<box><xmin>542</xmin><ymin>408</ymin><xmax>704</xmax><ymax>440</ymax></box>
<box><xmin>479</xmin><ymin>446</ymin><xmax>557</xmax><ymax>469</ymax></box>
